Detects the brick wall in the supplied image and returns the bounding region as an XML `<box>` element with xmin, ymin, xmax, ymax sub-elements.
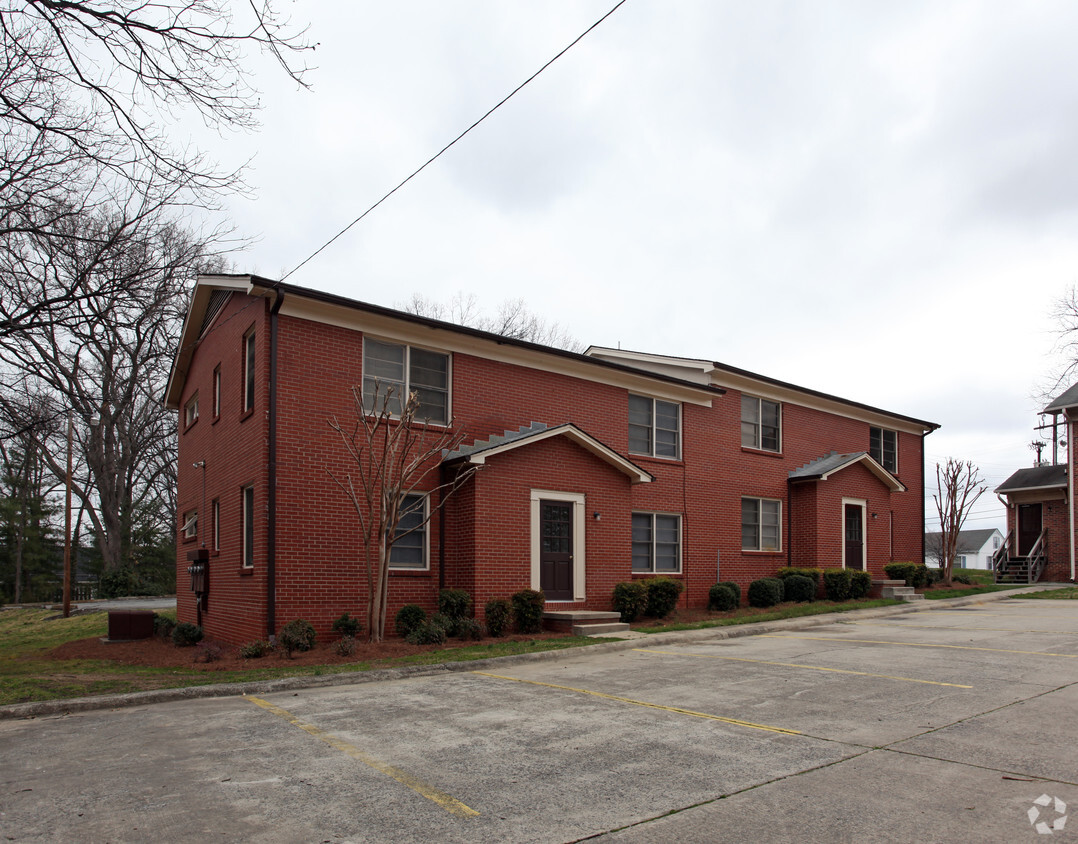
<box><xmin>176</xmin><ymin>293</ymin><xmax>932</xmax><ymax>643</ymax></box>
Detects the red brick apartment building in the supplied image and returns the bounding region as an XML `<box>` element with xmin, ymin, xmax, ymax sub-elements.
<box><xmin>994</xmin><ymin>383</ymin><xmax>1078</xmax><ymax>584</ymax></box>
<box><xmin>164</xmin><ymin>275</ymin><xmax>938</xmax><ymax>644</ymax></box>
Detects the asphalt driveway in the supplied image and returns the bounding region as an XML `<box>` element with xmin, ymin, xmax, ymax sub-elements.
<box><xmin>1</xmin><ymin>593</ymin><xmax>1075</xmax><ymax>842</ymax></box>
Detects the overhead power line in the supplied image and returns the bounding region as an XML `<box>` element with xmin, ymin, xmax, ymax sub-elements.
<box><xmin>282</xmin><ymin>0</ymin><xmax>630</xmax><ymax>281</ymax></box>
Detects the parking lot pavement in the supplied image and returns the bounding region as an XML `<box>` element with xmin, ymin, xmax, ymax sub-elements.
<box><xmin>1</xmin><ymin>597</ymin><xmax>1076</xmax><ymax>842</ymax></box>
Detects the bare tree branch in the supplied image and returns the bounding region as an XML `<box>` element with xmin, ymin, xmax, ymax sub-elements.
<box><xmin>932</xmin><ymin>458</ymin><xmax>987</xmax><ymax>586</ymax></box>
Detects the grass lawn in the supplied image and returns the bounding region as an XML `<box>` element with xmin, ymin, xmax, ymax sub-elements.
<box><xmin>923</xmin><ymin>585</ymin><xmax>1027</xmax><ymax>600</ymax></box>
<box><xmin>1010</xmin><ymin>586</ymin><xmax>1078</xmax><ymax>600</ymax></box>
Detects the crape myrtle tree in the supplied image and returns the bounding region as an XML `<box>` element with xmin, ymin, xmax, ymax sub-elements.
<box><xmin>0</xmin><ymin>0</ymin><xmax>312</xmax><ymax>337</ymax></box>
<box><xmin>933</xmin><ymin>458</ymin><xmax>987</xmax><ymax>586</ymax></box>
<box><xmin>0</xmin><ymin>201</ymin><xmax>220</xmax><ymax>573</ymax></box>
<box><xmin>328</xmin><ymin>382</ymin><xmax>479</xmax><ymax>642</ymax></box>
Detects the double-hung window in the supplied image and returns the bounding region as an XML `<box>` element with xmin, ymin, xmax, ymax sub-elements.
<box><xmin>182</xmin><ymin>509</ymin><xmax>198</xmax><ymax>541</ymax></box>
<box><xmin>363</xmin><ymin>338</ymin><xmax>449</xmax><ymax>424</ymax></box>
<box><xmin>631</xmin><ymin>512</ymin><xmax>681</xmax><ymax>572</ymax></box>
<box><xmin>184</xmin><ymin>393</ymin><xmax>199</xmax><ymax>428</ymax></box>
<box><xmin>389</xmin><ymin>494</ymin><xmax>428</xmax><ymax>570</ymax></box>
<box><xmin>628</xmin><ymin>395</ymin><xmax>680</xmax><ymax>458</ymax></box>
<box><xmin>741</xmin><ymin>395</ymin><xmax>780</xmax><ymax>452</ymax></box>
<box><xmin>869</xmin><ymin>427</ymin><xmax>897</xmax><ymax>473</ymax></box>
<box><xmin>742</xmin><ymin>497</ymin><xmax>781</xmax><ymax>551</ymax></box>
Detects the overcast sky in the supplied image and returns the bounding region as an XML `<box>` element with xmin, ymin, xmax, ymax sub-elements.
<box><xmin>198</xmin><ymin>1</ymin><xmax>1078</xmax><ymax>534</ymax></box>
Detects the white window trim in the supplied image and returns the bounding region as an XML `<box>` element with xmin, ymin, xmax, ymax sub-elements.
<box><xmin>841</xmin><ymin>497</ymin><xmax>867</xmax><ymax>570</ymax></box>
<box><xmin>388</xmin><ymin>493</ymin><xmax>431</xmax><ymax>571</ymax></box>
<box><xmin>741</xmin><ymin>395</ymin><xmax>782</xmax><ymax>452</ymax></box>
<box><xmin>362</xmin><ymin>336</ymin><xmax>452</xmax><ymax>425</ymax></box>
<box><xmin>530</xmin><ymin>489</ymin><xmax>586</xmax><ymax>601</ymax></box>
<box><xmin>184</xmin><ymin>393</ymin><xmax>199</xmax><ymax>427</ymax></box>
<box><xmin>631</xmin><ymin>510</ymin><xmax>683</xmax><ymax>574</ymax></box>
<box><xmin>741</xmin><ymin>496</ymin><xmax>782</xmax><ymax>552</ymax></box>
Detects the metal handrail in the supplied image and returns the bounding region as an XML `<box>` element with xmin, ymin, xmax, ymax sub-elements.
<box><xmin>1028</xmin><ymin>529</ymin><xmax>1048</xmax><ymax>582</ymax></box>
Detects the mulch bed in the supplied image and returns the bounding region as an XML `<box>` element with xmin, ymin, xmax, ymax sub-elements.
<box><xmin>46</xmin><ymin>629</ymin><xmax>569</xmax><ymax>671</ymax></box>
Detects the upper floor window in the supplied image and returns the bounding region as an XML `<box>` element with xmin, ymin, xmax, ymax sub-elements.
<box><xmin>243</xmin><ymin>331</ymin><xmax>256</xmax><ymax>413</ymax></box>
<box><xmin>363</xmin><ymin>338</ymin><xmax>449</xmax><ymax>425</ymax></box>
<box><xmin>870</xmin><ymin>427</ymin><xmax>897</xmax><ymax>473</ymax></box>
<box><xmin>631</xmin><ymin>512</ymin><xmax>681</xmax><ymax>573</ymax></box>
<box><xmin>184</xmin><ymin>392</ymin><xmax>199</xmax><ymax>428</ymax></box>
<box><xmin>389</xmin><ymin>494</ymin><xmax>428</xmax><ymax>570</ymax></box>
<box><xmin>742</xmin><ymin>497</ymin><xmax>781</xmax><ymax>551</ymax></box>
<box><xmin>242</xmin><ymin>485</ymin><xmax>254</xmax><ymax>568</ymax></box>
<box><xmin>628</xmin><ymin>395</ymin><xmax>680</xmax><ymax>458</ymax></box>
<box><xmin>741</xmin><ymin>395</ymin><xmax>780</xmax><ymax>452</ymax></box>
<box><xmin>212</xmin><ymin>365</ymin><xmax>221</xmax><ymax>419</ymax></box>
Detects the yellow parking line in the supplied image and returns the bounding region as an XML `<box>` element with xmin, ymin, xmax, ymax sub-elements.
<box><xmin>472</xmin><ymin>672</ymin><xmax>800</xmax><ymax>735</ymax></box>
<box><xmin>761</xmin><ymin>634</ymin><xmax>1078</xmax><ymax>658</ymax></box>
<box><xmin>247</xmin><ymin>696</ymin><xmax>479</xmax><ymax>818</ymax></box>
<box><xmin>633</xmin><ymin>648</ymin><xmax>972</xmax><ymax>688</ymax></box>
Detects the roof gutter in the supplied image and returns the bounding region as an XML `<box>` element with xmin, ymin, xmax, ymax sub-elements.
<box><xmin>267</xmin><ymin>287</ymin><xmax>285</xmax><ymax>639</ymax></box>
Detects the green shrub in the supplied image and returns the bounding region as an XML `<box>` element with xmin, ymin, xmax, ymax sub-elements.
<box><xmin>823</xmin><ymin>569</ymin><xmax>852</xmax><ymax>601</ymax></box>
<box><xmin>394</xmin><ymin>604</ymin><xmax>427</xmax><ymax>638</ymax></box>
<box><xmin>612</xmin><ymin>581</ymin><xmax>649</xmax><ymax>622</ymax></box>
<box><xmin>783</xmin><ymin>574</ymin><xmax>816</xmax><ymax>603</ymax></box>
<box><xmin>849</xmin><ymin>570</ymin><xmax>872</xmax><ymax>599</ymax></box>
<box><xmin>98</xmin><ymin>567</ymin><xmax>140</xmax><ymax>599</ymax></box>
<box><xmin>278</xmin><ymin>619</ymin><xmax>316</xmax><ymax>656</ymax></box>
<box><xmin>484</xmin><ymin>598</ymin><xmax>512</xmax><ymax>637</ymax></box>
<box><xmin>331</xmin><ymin>612</ymin><xmax>362</xmax><ymax>638</ymax></box>
<box><xmin>511</xmin><ymin>589</ymin><xmax>546</xmax><ymax>634</ymax></box>
<box><xmin>953</xmin><ymin>573</ymin><xmax>972</xmax><ymax>585</ymax></box>
<box><xmin>438</xmin><ymin>589</ymin><xmax>472</xmax><ymax>622</ymax></box>
<box><xmin>884</xmin><ymin>562</ymin><xmax>917</xmax><ymax>585</ymax></box>
<box><xmin>708</xmin><ymin>583</ymin><xmax>738</xmax><ymax>611</ymax></box>
<box><xmin>748</xmin><ymin>577</ymin><xmax>784</xmax><ymax>608</ymax></box>
<box><xmin>335</xmin><ymin>635</ymin><xmax>357</xmax><ymax>656</ymax></box>
<box><xmin>910</xmin><ymin>564</ymin><xmax>930</xmax><ymax>588</ymax></box>
<box><xmin>153</xmin><ymin>613</ymin><xmax>176</xmax><ymax>639</ymax></box>
<box><xmin>925</xmin><ymin>567</ymin><xmax>939</xmax><ymax>586</ymax></box>
<box><xmin>239</xmin><ymin>639</ymin><xmax>271</xmax><ymax>659</ymax></box>
<box><xmin>405</xmin><ymin>618</ymin><xmax>448</xmax><ymax>645</ymax></box>
<box><xmin>644</xmin><ymin>577</ymin><xmax>685</xmax><ymax>618</ymax></box>
<box><xmin>172</xmin><ymin>622</ymin><xmax>203</xmax><ymax>647</ymax></box>
<box><xmin>719</xmin><ymin>581</ymin><xmax>741</xmax><ymax>606</ymax></box>
<box><xmin>776</xmin><ymin>567</ymin><xmax>822</xmax><ymax>586</ymax></box>
<box><xmin>455</xmin><ymin>617</ymin><xmax>483</xmax><ymax>641</ymax></box>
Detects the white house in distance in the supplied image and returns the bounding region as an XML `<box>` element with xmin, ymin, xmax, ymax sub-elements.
<box><xmin>924</xmin><ymin>528</ymin><xmax>1004</xmax><ymax>570</ymax></box>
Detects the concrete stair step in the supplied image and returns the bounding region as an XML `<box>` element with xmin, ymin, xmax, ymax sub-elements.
<box><xmin>573</xmin><ymin>622</ymin><xmax>631</xmax><ymax>636</ymax></box>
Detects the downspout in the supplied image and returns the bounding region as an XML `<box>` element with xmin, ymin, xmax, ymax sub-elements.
<box><xmin>438</xmin><ymin>463</ymin><xmax>447</xmax><ymax>590</ymax></box>
<box><xmin>267</xmin><ymin>288</ymin><xmax>285</xmax><ymax>639</ymax></box>
<box><xmin>1069</xmin><ymin>410</ymin><xmax>1075</xmax><ymax>580</ymax></box>
<box><xmin>920</xmin><ymin>431</ymin><xmax>928</xmax><ymax>567</ymax></box>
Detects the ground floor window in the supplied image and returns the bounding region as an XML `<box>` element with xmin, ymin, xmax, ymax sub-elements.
<box><xmin>632</xmin><ymin>512</ymin><xmax>681</xmax><ymax>573</ymax></box>
<box><xmin>242</xmin><ymin>485</ymin><xmax>254</xmax><ymax>568</ymax></box>
<box><xmin>742</xmin><ymin>497</ymin><xmax>781</xmax><ymax>551</ymax></box>
<box><xmin>389</xmin><ymin>493</ymin><xmax>428</xmax><ymax>570</ymax></box>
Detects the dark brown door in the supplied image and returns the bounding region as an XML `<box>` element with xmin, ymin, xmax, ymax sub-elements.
<box><xmin>1018</xmin><ymin>504</ymin><xmax>1042</xmax><ymax>555</ymax></box>
<box><xmin>844</xmin><ymin>504</ymin><xmax>864</xmax><ymax>570</ymax></box>
<box><xmin>539</xmin><ymin>500</ymin><xmax>573</xmax><ymax>600</ymax></box>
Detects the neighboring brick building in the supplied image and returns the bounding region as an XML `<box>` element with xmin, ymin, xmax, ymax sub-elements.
<box><xmin>995</xmin><ymin>384</ymin><xmax>1078</xmax><ymax>583</ymax></box>
<box><xmin>165</xmin><ymin>275</ymin><xmax>938</xmax><ymax>644</ymax></box>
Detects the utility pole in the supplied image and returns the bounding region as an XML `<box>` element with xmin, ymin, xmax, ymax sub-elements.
<box><xmin>62</xmin><ymin>414</ymin><xmax>73</xmax><ymax>618</ymax></box>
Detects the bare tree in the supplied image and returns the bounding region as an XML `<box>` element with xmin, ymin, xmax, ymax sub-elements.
<box><xmin>399</xmin><ymin>292</ymin><xmax>583</xmax><ymax>352</ymax></box>
<box><xmin>328</xmin><ymin>383</ymin><xmax>478</xmax><ymax>642</ymax></box>
<box><xmin>0</xmin><ymin>1</ymin><xmax>311</xmax><ymax>335</ymax></box>
<box><xmin>933</xmin><ymin>459</ymin><xmax>987</xmax><ymax>586</ymax></box>
<box><xmin>0</xmin><ymin>202</ymin><xmax>218</xmax><ymax>572</ymax></box>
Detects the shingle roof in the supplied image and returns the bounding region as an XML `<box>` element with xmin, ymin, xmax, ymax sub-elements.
<box><xmin>788</xmin><ymin>451</ymin><xmax>906</xmax><ymax>492</ymax></box>
<box><xmin>1044</xmin><ymin>382</ymin><xmax>1078</xmax><ymax>413</ymax></box>
<box><xmin>995</xmin><ymin>464</ymin><xmax>1068</xmax><ymax>494</ymax></box>
<box><xmin>924</xmin><ymin>528</ymin><xmax>1002</xmax><ymax>554</ymax></box>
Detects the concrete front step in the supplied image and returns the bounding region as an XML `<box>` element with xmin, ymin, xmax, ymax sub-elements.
<box><xmin>542</xmin><ymin>610</ymin><xmax>624</xmax><ymax>634</ymax></box>
<box><xmin>880</xmin><ymin>584</ymin><xmax>924</xmax><ymax>602</ymax></box>
<box><xmin>572</xmin><ymin>622</ymin><xmax>631</xmax><ymax>636</ymax></box>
